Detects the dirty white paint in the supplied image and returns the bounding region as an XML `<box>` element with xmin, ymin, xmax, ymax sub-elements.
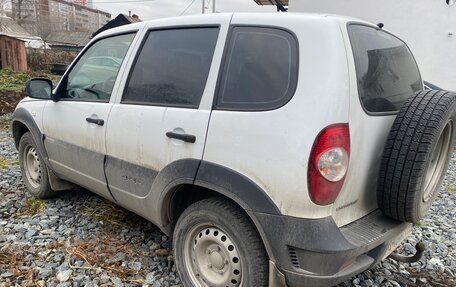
<box><xmin>289</xmin><ymin>0</ymin><xmax>456</xmax><ymax>91</ymax></box>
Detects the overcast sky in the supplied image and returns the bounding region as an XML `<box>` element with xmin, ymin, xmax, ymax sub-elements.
<box><xmin>93</xmin><ymin>0</ymin><xmax>276</xmax><ymax>20</ymax></box>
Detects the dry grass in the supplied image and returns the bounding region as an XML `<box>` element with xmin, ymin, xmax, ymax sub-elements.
<box><xmin>66</xmin><ymin>239</ymin><xmax>141</xmax><ymax>281</ymax></box>
<box><xmin>0</xmin><ymin>237</ymin><xmax>172</xmax><ymax>286</ymax></box>
<box><xmin>0</xmin><ymin>245</ymin><xmax>40</xmax><ymax>286</ymax></box>
<box><xmin>408</xmin><ymin>269</ymin><xmax>456</xmax><ymax>286</ymax></box>
<box><xmin>64</xmin><ymin>238</ymin><xmax>170</xmax><ymax>285</ymax></box>
<box><xmin>79</xmin><ymin>200</ymin><xmax>147</xmax><ymax>230</ymax></box>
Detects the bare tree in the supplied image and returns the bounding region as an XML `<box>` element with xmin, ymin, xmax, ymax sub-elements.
<box><xmin>11</xmin><ymin>0</ymin><xmax>50</xmax><ymax>38</ymax></box>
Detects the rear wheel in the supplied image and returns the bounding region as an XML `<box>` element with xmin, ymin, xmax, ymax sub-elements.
<box><xmin>173</xmin><ymin>198</ymin><xmax>268</xmax><ymax>287</ymax></box>
<box><xmin>378</xmin><ymin>90</ymin><xmax>456</xmax><ymax>222</ymax></box>
<box><xmin>18</xmin><ymin>132</ymin><xmax>56</xmax><ymax>198</ymax></box>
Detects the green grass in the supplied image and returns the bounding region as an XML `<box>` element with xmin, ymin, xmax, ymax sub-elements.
<box><xmin>16</xmin><ymin>198</ymin><xmax>46</xmax><ymax>217</ymax></box>
<box><xmin>0</xmin><ymin>69</ymin><xmax>30</xmax><ymax>92</ymax></box>
<box><xmin>0</xmin><ymin>157</ymin><xmax>10</xmax><ymax>169</ymax></box>
<box><xmin>0</xmin><ymin>157</ymin><xmax>17</xmax><ymax>169</ymax></box>
<box><xmin>0</xmin><ymin>69</ymin><xmax>60</xmax><ymax>93</ymax></box>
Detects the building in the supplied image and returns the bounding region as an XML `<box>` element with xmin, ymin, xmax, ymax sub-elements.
<box><xmin>11</xmin><ymin>0</ymin><xmax>111</xmax><ymax>36</ymax></box>
<box><xmin>0</xmin><ymin>16</ymin><xmax>46</xmax><ymax>49</ymax></box>
<box><xmin>92</xmin><ymin>13</ymin><xmax>140</xmax><ymax>37</ymax></box>
<box><xmin>45</xmin><ymin>30</ymin><xmax>91</xmax><ymax>52</ymax></box>
<box><xmin>0</xmin><ymin>17</ymin><xmax>30</xmax><ymax>71</ymax></box>
<box><xmin>286</xmin><ymin>0</ymin><xmax>456</xmax><ymax>90</ymax></box>
<box><xmin>0</xmin><ymin>34</ymin><xmax>27</xmax><ymax>72</ymax></box>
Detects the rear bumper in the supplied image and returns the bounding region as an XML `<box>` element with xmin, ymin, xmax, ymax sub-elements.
<box><xmin>254</xmin><ymin>210</ymin><xmax>412</xmax><ymax>287</ymax></box>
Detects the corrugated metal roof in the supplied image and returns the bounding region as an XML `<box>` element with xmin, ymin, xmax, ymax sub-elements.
<box><xmin>254</xmin><ymin>0</ymin><xmax>289</xmax><ymax>5</ymax></box>
<box><xmin>46</xmin><ymin>31</ymin><xmax>93</xmax><ymax>46</ymax></box>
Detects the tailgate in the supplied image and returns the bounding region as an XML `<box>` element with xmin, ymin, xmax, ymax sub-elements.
<box><xmin>333</xmin><ymin>113</ymin><xmax>395</xmax><ymax>226</ymax></box>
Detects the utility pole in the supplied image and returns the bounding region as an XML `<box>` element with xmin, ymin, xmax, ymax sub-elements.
<box><xmin>202</xmin><ymin>0</ymin><xmax>216</xmax><ymax>14</ymax></box>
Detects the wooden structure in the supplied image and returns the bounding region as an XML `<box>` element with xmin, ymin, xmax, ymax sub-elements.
<box><xmin>0</xmin><ymin>34</ymin><xmax>27</xmax><ymax>72</ymax></box>
<box><xmin>92</xmin><ymin>13</ymin><xmax>141</xmax><ymax>37</ymax></box>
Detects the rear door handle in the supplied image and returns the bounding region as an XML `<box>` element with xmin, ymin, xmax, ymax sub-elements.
<box><xmin>86</xmin><ymin>117</ymin><xmax>104</xmax><ymax>126</ymax></box>
<box><xmin>166</xmin><ymin>132</ymin><xmax>196</xmax><ymax>143</ymax></box>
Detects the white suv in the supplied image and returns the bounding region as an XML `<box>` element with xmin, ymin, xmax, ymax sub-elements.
<box><xmin>12</xmin><ymin>13</ymin><xmax>455</xmax><ymax>287</ymax></box>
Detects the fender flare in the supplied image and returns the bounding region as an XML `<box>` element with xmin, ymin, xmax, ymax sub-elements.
<box><xmin>11</xmin><ymin>108</ymin><xmax>49</xmax><ymax>161</ymax></box>
<box><xmin>194</xmin><ymin>161</ymin><xmax>281</xmax><ymax>215</ymax></box>
<box><xmin>157</xmin><ymin>160</ymin><xmax>281</xmax><ymax>261</ymax></box>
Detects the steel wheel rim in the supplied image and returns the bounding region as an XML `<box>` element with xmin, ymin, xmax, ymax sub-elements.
<box><xmin>184</xmin><ymin>224</ymin><xmax>243</xmax><ymax>287</ymax></box>
<box><xmin>423</xmin><ymin>120</ymin><xmax>453</xmax><ymax>202</ymax></box>
<box><xmin>23</xmin><ymin>145</ymin><xmax>42</xmax><ymax>189</ymax></box>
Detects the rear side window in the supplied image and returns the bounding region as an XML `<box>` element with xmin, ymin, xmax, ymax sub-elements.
<box><xmin>122</xmin><ymin>27</ymin><xmax>219</xmax><ymax>108</ymax></box>
<box><xmin>348</xmin><ymin>25</ymin><xmax>422</xmax><ymax>114</ymax></box>
<box><xmin>216</xmin><ymin>27</ymin><xmax>298</xmax><ymax>111</ymax></box>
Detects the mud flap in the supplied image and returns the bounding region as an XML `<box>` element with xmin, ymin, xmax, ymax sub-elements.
<box><xmin>48</xmin><ymin>168</ymin><xmax>74</xmax><ymax>191</ymax></box>
<box><xmin>269</xmin><ymin>261</ymin><xmax>287</xmax><ymax>287</ymax></box>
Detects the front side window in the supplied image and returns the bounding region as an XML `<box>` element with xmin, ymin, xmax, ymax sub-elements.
<box><xmin>348</xmin><ymin>25</ymin><xmax>422</xmax><ymax>113</ymax></box>
<box><xmin>63</xmin><ymin>33</ymin><xmax>135</xmax><ymax>102</ymax></box>
<box><xmin>216</xmin><ymin>27</ymin><xmax>298</xmax><ymax>111</ymax></box>
<box><xmin>122</xmin><ymin>27</ymin><xmax>219</xmax><ymax>108</ymax></box>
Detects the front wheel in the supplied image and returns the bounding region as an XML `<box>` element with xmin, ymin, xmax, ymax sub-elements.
<box><xmin>18</xmin><ymin>132</ymin><xmax>56</xmax><ymax>198</ymax></box>
<box><xmin>173</xmin><ymin>198</ymin><xmax>268</xmax><ymax>287</ymax></box>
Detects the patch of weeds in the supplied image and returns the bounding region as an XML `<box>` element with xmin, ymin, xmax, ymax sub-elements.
<box><xmin>0</xmin><ymin>245</ymin><xmax>39</xmax><ymax>284</ymax></box>
<box><xmin>0</xmin><ymin>157</ymin><xmax>10</xmax><ymax>169</ymax></box>
<box><xmin>65</xmin><ymin>238</ymin><xmax>153</xmax><ymax>284</ymax></box>
<box><xmin>448</xmin><ymin>186</ymin><xmax>456</xmax><ymax>192</ymax></box>
<box><xmin>0</xmin><ymin>157</ymin><xmax>17</xmax><ymax>169</ymax></box>
<box><xmin>415</xmin><ymin>220</ymin><xmax>425</xmax><ymax>228</ymax></box>
<box><xmin>16</xmin><ymin>197</ymin><xmax>46</xmax><ymax>217</ymax></box>
<box><xmin>407</xmin><ymin>268</ymin><xmax>456</xmax><ymax>287</ymax></box>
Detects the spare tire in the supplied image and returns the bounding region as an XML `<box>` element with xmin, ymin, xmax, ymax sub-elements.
<box><xmin>378</xmin><ymin>90</ymin><xmax>455</xmax><ymax>223</ymax></box>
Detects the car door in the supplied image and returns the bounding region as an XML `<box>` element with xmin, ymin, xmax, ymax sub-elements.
<box><xmin>42</xmin><ymin>33</ymin><xmax>137</xmax><ymax>199</ymax></box>
<box><xmin>105</xmin><ymin>22</ymin><xmax>228</xmax><ymax>221</ymax></box>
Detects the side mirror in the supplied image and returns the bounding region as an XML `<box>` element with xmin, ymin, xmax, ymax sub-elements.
<box><xmin>25</xmin><ymin>78</ymin><xmax>53</xmax><ymax>100</ymax></box>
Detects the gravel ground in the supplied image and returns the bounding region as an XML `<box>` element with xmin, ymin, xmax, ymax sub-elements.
<box><xmin>0</xmin><ymin>113</ymin><xmax>455</xmax><ymax>287</ymax></box>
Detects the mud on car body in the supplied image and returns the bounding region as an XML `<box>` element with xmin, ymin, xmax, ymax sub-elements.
<box><xmin>12</xmin><ymin>13</ymin><xmax>456</xmax><ymax>287</ymax></box>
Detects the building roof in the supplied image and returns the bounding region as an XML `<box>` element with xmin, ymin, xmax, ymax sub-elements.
<box><xmin>0</xmin><ymin>16</ymin><xmax>32</xmax><ymax>38</ymax></box>
<box><xmin>0</xmin><ymin>16</ymin><xmax>48</xmax><ymax>49</ymax></box>
<box><xmin>92</xmin><ymin>13</ymin><xmax>141</xmax><ymax>37</ymax></box>
<box><xmin>46</xmin><ymin>31</ymin><xmax>93</xmax><ymax>46</ymax></box>
<box><xmin>254</xmin><ymin>0</ymin><xmax>289</xmax><ymax>5</ymax></box>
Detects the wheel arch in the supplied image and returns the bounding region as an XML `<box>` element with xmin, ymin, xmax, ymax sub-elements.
<box><xmin>11</xmin><ymin>108</ymin><xmax>47</xmax><ymax>159</ymax></box>
<box><xmin>11</xmin><ymin>120</ymin><xmax>29</xmax><ymax>149</ymax></box>
<box><xmin>160</xmin><ymin>161</ymin><xmax>282</xmax><ymax>262</ymax></box>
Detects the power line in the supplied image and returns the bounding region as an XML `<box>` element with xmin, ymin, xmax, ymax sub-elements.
<box><xmin>179</xmin><ymin>0</ymin><xmax>196</xmax><ymax>16</ymax></box>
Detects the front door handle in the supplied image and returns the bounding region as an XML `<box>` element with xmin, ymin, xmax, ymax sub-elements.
<box><xmin>166</xmin><ymin>132</ymin><xmax>196</xmax><ymax>143</ymax></box>
<box><xmin>86</xmin><ymin>117</ymin><xmax>104</xmax><ymax>126</ymax></box>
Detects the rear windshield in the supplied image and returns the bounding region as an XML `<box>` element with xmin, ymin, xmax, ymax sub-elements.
<box><xmin>348</xmin><ymin>24</ymin><xmax>422</xmax><ymax>114</ymax></box>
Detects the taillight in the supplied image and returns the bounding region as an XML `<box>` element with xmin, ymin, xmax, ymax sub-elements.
<box><xmin>308</xmin><ymin>124</ymin><xmax>350</xmax><ymax>205</ymax></box>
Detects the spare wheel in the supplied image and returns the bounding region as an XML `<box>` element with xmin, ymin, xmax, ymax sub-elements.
<box><xmin>377</xmin><ymin>90</ymin><xmax>455</xmax><ymax>223</ymax></box>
